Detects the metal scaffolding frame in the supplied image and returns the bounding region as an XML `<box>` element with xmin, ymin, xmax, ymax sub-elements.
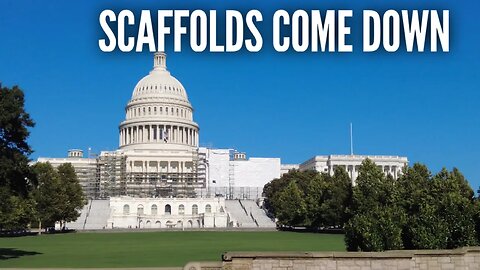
<box><xmin>93</xmin><ymin>149</ymin><xmax>206</xmax><ymax>199</ymax></box>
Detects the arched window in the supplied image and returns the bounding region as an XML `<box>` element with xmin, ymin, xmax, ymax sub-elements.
<box><xmin>179</xmin><ymin>204</ymin><xmax>185</xmax><ymax>215</ymax></box>
<box><xmin>192</xmin><ymin>204</ymin><xmax>198</xmax><ymax>215</ymax></box>
<box><xmin>137</xmin><ymin>204</ymin><xmax>144</xmax><ymax>215</ymax></box>
<box><xmin>151</xmin><ymin>204</ymin><xmax>158</xmax><ymax>215</ymax></box>
<box><xmin>123</xmin><ymin>204</ymin><xmax>130</xmax><ymax>215</ymax></box>
<box><xmin>165</xmin><ymin>204</ymin><xmax>171</xmax><ymax>215</ymax></box>
<box><xmin>205</xmin><ymin>204</ymin><xmax>212</xmax><ymax>213</ymax></box>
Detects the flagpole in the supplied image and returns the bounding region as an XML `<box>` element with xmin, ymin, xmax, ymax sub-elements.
<box><xmin>350</xmin><ymin>123</ymin><xmax>354</xmax><ymax>155</ymax></box>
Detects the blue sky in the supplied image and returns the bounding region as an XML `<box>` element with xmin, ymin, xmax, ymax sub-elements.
<box><xmin>1</xmin><ymin>1</ymin><xmax>479</xmax><ymax>188</ymax></box>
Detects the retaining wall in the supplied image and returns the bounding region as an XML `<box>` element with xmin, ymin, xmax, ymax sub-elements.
<box><xmin>184</xmin><ymin>247</ymin><xmax>480</xmax><ymax>270</ymax></box>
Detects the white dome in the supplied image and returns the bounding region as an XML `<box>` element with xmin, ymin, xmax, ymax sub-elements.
<box><xmin>118</xmin><ymin>52</ymin><xmax>199</xmax><ymax>151</ymax></box>
<box><xmin>130</xmin><ymin>52</ymin><xmax>189</xmax><ymax>103</ymax></box>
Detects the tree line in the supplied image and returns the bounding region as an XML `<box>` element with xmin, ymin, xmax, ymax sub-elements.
<box><xmin>0</xmin><ymin>85</ymin><xmax>85</xmax><ymax>232</ymax></box>
<box><xmin>264</xmin><ymin>159</ymin><xmax>480</xmax><ymax>251</ymax></box>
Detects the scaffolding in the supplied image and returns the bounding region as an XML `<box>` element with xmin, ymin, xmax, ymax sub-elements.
<box><xmin>228</xmin><ymin>162</ymin><xmax>235</xmax><ymax>200</ymax></box>
<box><xmin>97</xmin><ymin>152</ymin><xmax>127</xmax><ymax>198</ymax></box>
<box><xmin>93</xmin><ymin>149</ymin><xmax>207</xmax><ymax>199</ymax></box>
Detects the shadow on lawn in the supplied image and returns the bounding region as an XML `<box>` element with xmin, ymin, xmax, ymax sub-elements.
<box><xmin>0</xmin><ymin>248</ymin><xmax>42</xmax><ymax>260</ymax></box>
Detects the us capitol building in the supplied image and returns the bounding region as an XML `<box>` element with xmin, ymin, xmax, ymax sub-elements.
<box><xmin>37</xmin><ymin>53</ymin><xmax>408</xmax><ymax>229</ymax></box>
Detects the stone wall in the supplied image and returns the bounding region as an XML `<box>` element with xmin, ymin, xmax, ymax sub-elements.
<box><xmin>184</xmin><ymin>247</ymin><xmax>480</xmax><ymax>270</ymax></box>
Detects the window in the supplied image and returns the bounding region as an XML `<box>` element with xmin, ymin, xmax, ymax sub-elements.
<box><xmin>192</xmin><ymin>204</ymin><xmax>198</xmax><ymax>215</ymax></box>
<box><xmin>179</xmin><ymin>204</ymin><xmax>185</xmax><ymax>215</ymax></box>
<box><xmin>151</xmin><ymin>204</ymin><xmax>158</xmax><ymax>215</ymax></box>
<box><xmin>165</xmin><ymin>204</ymin><xmax>171</xmax><ymax>215</ymax></box>
<box><xmin>123</xmin><ymin>204</ymin><xmax>130</xmax><ymax>215</ymax></box>
<box><xmin>137</xmin><ymin>204</ymin><xmax>144</xmax><ymax>215</ymax></box>
<box><xmin>205</xmin><ymin>204</ymin><xmax>211</xmax><ymax>213</ymax></box>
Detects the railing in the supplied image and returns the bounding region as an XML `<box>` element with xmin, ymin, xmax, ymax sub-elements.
<box><xmin>238</xmin><ymin>199</ymin><xmax>248</xmax><ymax>216</ymax></box>
<box><xmin>250</xmin><ymin>212</ymin><xmax>259</xmax><ymax>227</ymax></box>
<box><xmin>82</xmin><ymin>199</ymin><xmax>93</xmax><ymax>230</ymax></box>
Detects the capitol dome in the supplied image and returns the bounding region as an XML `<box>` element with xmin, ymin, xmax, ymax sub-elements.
<box><xmin>130</xmin><ymin>52</ymin><xmax>189</xmax><ymax>103</ymax></box>
<box><xmin>118</xmin><ymin>52</ymin><xmax>199</xmax><ymax>150</ymax></box>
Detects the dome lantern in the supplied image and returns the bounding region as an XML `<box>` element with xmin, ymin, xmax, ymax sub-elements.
<box><xmin>153</xmin><ymin>52</ymin><xmax>167</xmax><ymax>71</ymax></box>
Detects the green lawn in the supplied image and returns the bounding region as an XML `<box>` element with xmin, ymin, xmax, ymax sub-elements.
<box><xmin>0</xmin><ymin>231</ymin><xmax>345</xmax><ymax>268</ymax></box>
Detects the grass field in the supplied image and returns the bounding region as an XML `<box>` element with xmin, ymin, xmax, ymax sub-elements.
<box><xmin>0</xmin><ymin>231</ymin><xmax>345</xmax><ymax>268</ymax></box>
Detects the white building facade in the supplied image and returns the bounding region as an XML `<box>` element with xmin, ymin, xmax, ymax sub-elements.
<box><xmin>108</xmin><ymin>197</ymin><xmax>228</xmax><ymax>229</ymax></box>
<box><xmin>198</xmin><ymin>148</ymin><xmax>281</xmax><ymax>199</ymax></box>
<box><xmin>299</xmin><ymin>155</ymin><xmax>408</xmax><ymax>184</ymax></box>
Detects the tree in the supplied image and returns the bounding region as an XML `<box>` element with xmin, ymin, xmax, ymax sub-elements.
<box><xmin>431</xmin><ymin>168</ymin><xmax>477</xmax><ymax>248</ymax></box>
<box><xmin>474</xmin><ymin>193</ymin><xmax>480</xmax><ymax>244</ymax></box>
<box><xmin>345</xmin><ymin>159</ymin><xmax>406</xmax><ymax>251</ymax></box>
<box><xmin>304</xmin><ymin>173</ymin><xmax>324</xmax><ymax>228</ymax></box>
<box><xmin>319</xmin><ymin>167</ymin><xmax>352</xmax><ymax>228</ymax></box>
<box><xmin>264</xmin><ymin>168</ymin><xmax>353</xmax><ymax>229</ymax></box>
<box><xmin>263</xmin><ymin>172</ymin><xmax>292</xmax><ymax>216</ymax></box>
<box><xmin>275</xmin><ymin>181</ymin><xmax>308</xmax><ymax>226</ymax></box>
<box><xmin>0</xmin><ymin>85</ymin><xmax>35</xmax><ymax>196</ymax></box>
<box><xmin>0</xmin><ymin>188</ymin><xmax>35</xmax><ymax>231</ymax></box>
<box><xmin>347</xmin><ymin>162</ymin><xmax>477</xmax><ymax>251</ymax></box>
<box><xmin>32</xmin><ymin>162</ymin><xmax>65</xmax><ymax>229</ymax></box>
<box><xmin>57</xmin><ymin>163</ymin><xmax>86</xmax><ymax>228</ymax></box>
<box><xmin>0</xmin><ymin>85</ymin><xmax>35</xmax><ymax>230</ymax></box>
<box><xmin>397</xmin><ymin>163</ymin><xmax>448</xmax><ymax>249</ymax></box>
<box><xmin>263</xmin><ymin>169</ymin><xmax>318</xmax><ymax>219</ymax></box>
